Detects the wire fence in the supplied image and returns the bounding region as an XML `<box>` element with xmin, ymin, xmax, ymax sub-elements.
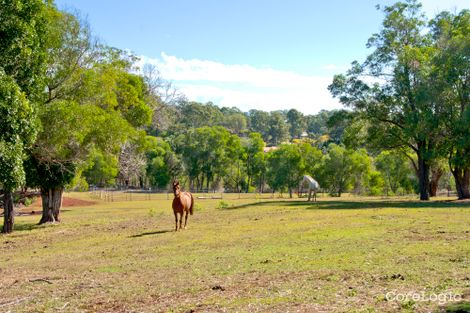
<box><xmin>87</xmin><ymin>188</ymin><xmax>324</xmax><ymax>202</ymax></box>
<box><xmin>89</xmin><ymin>189</ymin><xmax>169</xmax><ymax>202</ymax></box>
<box><xmin>86</xmin><ymin>187</ymin><xmax>458</xmax><ymax>203</ymax></box>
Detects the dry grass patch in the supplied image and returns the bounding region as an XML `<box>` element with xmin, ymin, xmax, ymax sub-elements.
<box><xmin>1</xmin><ymin>192</ymin><xmax>469</xmax><ymax>312</ymax></box>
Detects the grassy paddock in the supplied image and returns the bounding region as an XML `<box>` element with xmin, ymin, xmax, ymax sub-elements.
<box><xmin>1</xmin><ymin>192</ymin><xmax>469</xmax><ymax>312</ymax></box>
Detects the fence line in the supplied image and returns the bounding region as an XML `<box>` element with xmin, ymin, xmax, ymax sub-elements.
<box><xmin>87</xmin><ymin>187</ymin><xmax>459</xmax><ymax>203</ymax></box>
<box><xmin>88</xmin><ymin>188</ymin><xmax>296</xmax><ymax>202</ymax></box>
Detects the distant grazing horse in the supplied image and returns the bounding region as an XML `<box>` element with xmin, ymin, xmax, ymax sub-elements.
<box><xmin>172</xmin><ymin>181</ymin><xmax>194</xmax><ymax>231</ymax></box>
<box><xmin>300</xmin><ymin>175</ymin><xmax>320</xmax><ymax>202</ymax></box>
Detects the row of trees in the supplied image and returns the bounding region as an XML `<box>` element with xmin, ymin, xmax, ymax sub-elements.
<box><xmin>59</xmin><ymin>99</ymin><xmax>360</xmax><ymax>192</ymax></box>
<box><xmin>83</xmin><ymin>124</ymin><xmax>421</xmax><ymax>198</ymax></box>
<box><xmin>181</xmin><ymin>130</ymin><xmax>421</xmax><ymax>198</ymax></box>
<box><xmin>151</xmin><ymin>100</ymin><xmax>344</xmax><ymax>146</ymax></box>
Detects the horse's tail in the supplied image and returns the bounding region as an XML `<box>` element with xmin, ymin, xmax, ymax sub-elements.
<box><xmin>189</xmin><ymin>193</ymin><xmax>194</xmax><ymax>215</ymax></box>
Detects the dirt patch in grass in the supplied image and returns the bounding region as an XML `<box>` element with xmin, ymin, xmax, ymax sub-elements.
<box><xmin>15</xmin><ymin>196</ymin><xmax>97</xmax><ymax>215</ymax></box>
<box><xmin>30</xmin><ymin>196</ymin><xmax>96</xmax><ymax>208</ymax></box>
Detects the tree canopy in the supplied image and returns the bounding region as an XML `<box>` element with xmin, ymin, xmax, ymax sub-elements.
<box><xmin>0</xmin><ymin>0</ymin><xmax>49</xmax><ymax>233</ymax></box>
<box><xmin>328</xmin><ymin>0</ymin><xmax>470</xmax><ymax>200</ymax></box>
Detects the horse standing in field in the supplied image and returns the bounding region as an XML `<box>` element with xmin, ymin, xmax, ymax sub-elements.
<box><xmin>300</xmin><ymin>175</ymin><xmax>320</xmax><ymax>202</ymax></box>
<box><xmin>172</xmin><ymin>181</ymin><xmax>194</xmax><ymax>231</ymax></box>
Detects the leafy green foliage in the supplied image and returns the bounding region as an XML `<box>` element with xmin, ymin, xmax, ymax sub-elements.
<box><xmin>244</xmin><ymin>132</ymin><xmax>267</xmax><ymax>191</ymax></box>
<box><xmin>266</xmin><ymin>146</ymin><xmax>295</xmax><ymax>194</ymax></box>
<box><xmin>0</xmin><ymin>71</ymin><xmax>37</xmax><ymax>190</ymax></box>
<box><xmin>268</xmin><ymin>111</ymin><xmax>289</xmax><ymax>145</ymax></box>
<box><xmin>175</xmin><ymin>126</ymin><xmax>232</xmax><ymax>190</ymax></box>
<box><xmin>248</xmin><ymin>109</ymin><xmax>270</xmax><ymax>141</ymax></box>
<box><xmin>0</xmin><ymin>0</ymin><xmax>49</xmax><ymax>98</ymax></box>
<box><xmin>266</xmin><ymin>144</ymin><xmax>306</xmax><ymax>197</ymax></box>
<box><xmin>25</xmin><ymin>156</ymin><xmax>76</xmax><ymax>190</ymax></box>
<box><xmin>180</xmin><ymin>102</ymin><xmax>224</xmax><ymax>129</ymax></box>
<box><xmin>318</xmin><ymin>144</ymin><xmax>355</xmax><ymax>196</ymax></box>
<box><xmin>224</xmin><ymin>134</ymin><xmax>247</xmax><ymax>192</ymax></box>
<box><xmin>375</xmin><ymin>150</ymin><xmax>416</xmax><ymax>195</ymax></box>
<box><xmin>77</xmin><ymin>63</ymin><xmax>152</xmax><ymax>128</ymax></box>
<box><xmin>0</xmin><ymin>0</ymin><xmax>49</xmax><ymax>232</ymax></box>
<box><xmin>305</xmin><ymin>110</ymin><xmax>331</xmax><ymax>138</ymax></box>
<box><xmin>26</xmin><ymin>9</ymin><xmax>152</xmax><ymax>194</ymax></box>
<box><xmin>326</xmin><ymin>110</ymin><xmax>356</xmax><ymax>145</ymax></box>
<box><xmin>43</xmin><ymin>8</ymin><xmax>94</xmax><ymax>104</ymax></box>
<box><xmin>0</xmin><ymin>142</ymin><xmax>27</xmax><ymax>191</ymax></box>
<box><xmin>298</xmin><ymin>143</ymin><xmax>323</xmax><ymax>177</ymax></box>
<box><xmin>318</xmin><ymin>145</ymin><xmax>382</xmax><ymax>196</ymax></box>
<box><xmin>222</xmin><ymin>112</ymin><xmax>248</xmax><ymax>135</ymax></box>
<box><xmin>328</xmin><ymin>0</ymin><xmax>447</xmax><ymax>200</ymax></box>
<box><xmin>27</xmin><ymin>101</ymin><xmax>132</xmax><ymax>188</ymax></box>
<box><xmin>217</xmin><ymin>200</ymin><xmax>229</xmax><ymax>209</ymax></box>
<box><xmin>286</xmin><ymin>109</ymin><xmax>306</xmax><ymax>139</ymax></box>
<box><xmin>83</xmin><ymin>150</ymin><xmax>119</xmax><ymax>187</ymax></box>
<box><xmin>145</xmin><ymin>137</ymin><xmax>180</xmax><ymax>188</ymax></box>
<box><xmin>430</xmin><ymin>9</ymin><xmax>470</xmax><ymax>198</ymax></box>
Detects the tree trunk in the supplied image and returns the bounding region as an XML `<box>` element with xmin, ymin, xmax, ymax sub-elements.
<box><xmin>452</xmin><ymin>167</ymin><xmax>470</xmax><ymax>200</ymax></box>
<box><xmin>429</xmin><ymin>167</ymin><xmax>444</xmax><ymax>197</ymax></box>
<box><xmin>39</xmin><ymin>187</ymin><xmax>63</xmax><ymax>224</ymax></box>
<box><xmin>260</xmin><ymin>173</ymin><xmax>265</xmax><ymax>193</ymax></box>
<box><xmin>417</xmin><ymin>152</ymin><xmax>430</xmax><ymax>201</ymax></box>
<box><xmin>2</xmin><ymin>191</ymin><xmax>14</xmax><ymax>233</ymax></box>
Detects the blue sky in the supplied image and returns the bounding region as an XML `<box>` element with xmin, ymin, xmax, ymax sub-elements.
<box><xmin>55</xmin><ymin>0</ymin><xmax>469</xmax><ymax>114</ymax></box>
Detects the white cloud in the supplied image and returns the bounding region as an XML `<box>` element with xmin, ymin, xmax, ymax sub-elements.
<box><xmin>138</xmin><ymin>53</ymin><xmax>342</xmax><ymax>114</ymax></box>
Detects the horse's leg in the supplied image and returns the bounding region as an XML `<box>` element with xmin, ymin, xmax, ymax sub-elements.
<box><xmin>179</xmin><ymin>212</ymin><xmax>183</xmax><ymax>230</ymax></box>
<box><xmin>174</xmin><ymin>211</ymin><xmax>178</xmax><ymax>231</ymax></box>
<box><xmin>184</xmin><ymin>210</ymin><xmax>189</xmax><ymax>229</ymax></box>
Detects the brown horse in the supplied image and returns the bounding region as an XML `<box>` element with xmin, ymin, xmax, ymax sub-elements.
<box><xmin>172</xmin><ymin>181</ymin><xmax>194</xmax><ymax>231</ymax></box>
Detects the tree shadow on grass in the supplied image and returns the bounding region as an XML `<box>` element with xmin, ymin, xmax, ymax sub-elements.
<box><xmin>13</xmin><ymin>222</ymin><xmax>41</xmax><ymax>231</ymax></box>
<box><xmin>130</xmin><ymin>230</ymin><xmax>173</xmax><ymax>238</ymax></box>
<box><xmin>0</xmin><ymin>222</ymin><xmax>41</xmax><ymax>234</ymax></box>
<box><xmin>1</xmin><ymin>220</ymin><xmax>63</xmax><ymax>233</ymax></box>
<box><xmin>440</xmin><ymin>302</ymin><xmax>470</xmax><ymax>313</ymax></box>
<box><xmin>223</xmin><ymin>199</ymin><xmax>470</xmax><ymax>211</ymax></box>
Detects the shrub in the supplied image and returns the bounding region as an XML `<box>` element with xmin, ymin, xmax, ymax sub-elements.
<box><xmin>217</xmin><ymin>201</ymin><xmax>229</xmax><ymax>209</ymax></box>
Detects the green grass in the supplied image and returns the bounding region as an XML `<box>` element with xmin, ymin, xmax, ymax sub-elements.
<box><xmin>1</xmin><ymin>193</ymin><xmax>469</xmax><ymax>312</ymax></box>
